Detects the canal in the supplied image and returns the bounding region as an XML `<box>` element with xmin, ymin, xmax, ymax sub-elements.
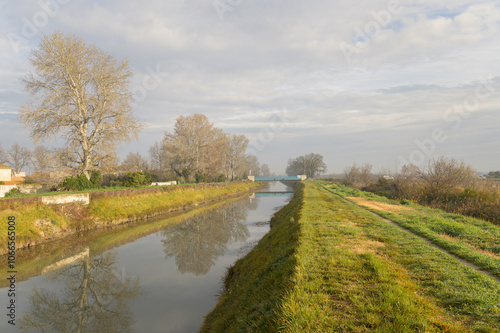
<box><xmin>1</xmin><ymin>182</ymin><xmax>293</xmax><ymax>332</ymax></box>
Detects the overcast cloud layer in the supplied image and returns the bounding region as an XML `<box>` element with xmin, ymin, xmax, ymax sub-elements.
<box><xmin>1</xmin><ymin>0</ymin><xmax>499</xmax><ymax>174</ymax></box>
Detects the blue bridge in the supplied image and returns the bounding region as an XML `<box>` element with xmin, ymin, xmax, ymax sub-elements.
<box><xmin>248</xmin><ymin>175</ymin><xmax>307</xmax><ymax>182</ymax></box>
<box><xmin>251</xmin><ymin>191</ymin><xmax>294</xmax><ymax>198</ymax></box>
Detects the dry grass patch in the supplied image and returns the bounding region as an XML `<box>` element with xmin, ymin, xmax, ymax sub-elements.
<box><xmin>347</xmin><ymin>196</ymin><xmax>412</xmax><ymax>213</ymax></box>
<box><xmin>350</xmin><ymin>240</ymin><xmax>386</xmax><ymax>254</ymax></box>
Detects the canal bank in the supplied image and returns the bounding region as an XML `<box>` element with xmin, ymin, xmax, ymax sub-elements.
<box><xmin>200</xmin><ymin>182</ymin><xmax>304</xmax><ymax>332</ymax></box>
<box><xmin>202</xmin><ymin>181</ymin><xmax>500</xmax><ymax>332</ymax></box>
<box><xmin>0</xmin><ymin>181</ymin><xmax>260</xmax><ymax>255</ymax></box>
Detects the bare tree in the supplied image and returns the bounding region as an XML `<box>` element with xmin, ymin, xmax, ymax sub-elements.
<box><xmin>224</xmin><ymin>134</ymin><xmax>248</xmax><ymax>180</ymax></box>
<box><xmin>163</xmin><ymin>114</ymin><xmax>223</xmax><ymax>181</ymax></box>
<box><xmin>0</xmin><ymin>144</ymin><xmax>7</xmax><ymax>165</ymax></box>
<box><xmin>6</xmin><ymin>144</ymin><xmax>32</xmax><ymax>174</ymax></box>
<box><xmin>359</xmin><ymin>163</ymin><xmax>373</xmax><ymax>187</ymax></box>
<box><xmin>20</xmin><ymin>32</ymin><xmax>143</xmax><ymax>179</ymax></box>
<box><xmin>286</xmin><ymin>153</ymin><xmax>326</xmax><ymax>178</ymax></box>
<box><xmin>31</xmin><ymin>145</ymin><xmax>54</xmax><ymax>174</ymax></box>
<box><xmin>122</xmin><ymin>152</ymin><xmax>149</xmax><ymax>171</ymax></box>
<box><xmin>343</xmin><ymin>162</ymin><xmax>360</xmax><ymax>185</ymax></box>
<box><xmin>260</xmin><ymin>163</ymin><xmax>271</xmax><ymax>177</ymax></box>
<box><xmin>149</xmin><ymin>141</ymin><xmax>167</xmax><ymax>170</ymax></box>
<box><xmin>419</xmin><ymin>157</ymin><xmax>476</xmax><ymax>195</ymax></box>
<box><xmin>245</xmin><ymin>154</ymin><xmax>260</xmax><ymax>176</ymax></box>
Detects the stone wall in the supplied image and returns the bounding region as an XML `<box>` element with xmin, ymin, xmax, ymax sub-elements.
<box><xmin>41</xmin><ymin>193</ymin><xmax>90</xmax><ymax>205</ymax></box>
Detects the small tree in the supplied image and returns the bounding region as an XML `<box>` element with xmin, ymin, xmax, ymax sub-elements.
<box><xmin>6</xmin><ymin>144</ymin><xmax>32</xmax><ymax>174</ymax></box>
<box><xmin>419</xmin><ymin>157</ymin><xmax>476</xmax><ymax>196</ymax></box>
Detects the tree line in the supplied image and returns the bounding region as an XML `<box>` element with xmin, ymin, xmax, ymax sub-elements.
<box><xmin>14</xmin><ymin>32</ymin><xmax>276</xmax><ymax>186</ymax></box>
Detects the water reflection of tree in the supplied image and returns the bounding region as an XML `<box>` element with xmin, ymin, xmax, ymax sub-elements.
<box><xmin>247</xmin><ymin>196</ymin><xmax>260</xmax><ymax>211</ymax></box>
<box><xmin>20</xmin><ymin>251</ymin><xmax>142</xmax><ymax>333</ymax></box>
<box><xmin>162</xmin><ymin>200</ymin><xmax>250</xmax><ymax>275</ymax></box>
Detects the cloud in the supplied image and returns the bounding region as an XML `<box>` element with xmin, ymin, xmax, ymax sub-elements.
<box><xmin>1</xmin><ymin>0</ymin><xmax>499</xmax><ymax>173</ymax></box>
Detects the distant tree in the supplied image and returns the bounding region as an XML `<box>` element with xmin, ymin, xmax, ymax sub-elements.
<box><xmin>122</xmin><ymin>152</ymin><xmax>149</xmax><ymax>171</ymax></box>
<box><xmin>487</xmin><ymin>171</ymin><xmax>500</xmax><ymax>179</ymax></box>
<box><xmin>224</xmin><ymin>134</ymin><xmax>249</xmax><ymax>180</ymax></box>
<box><xmin>245</xmin><ymin>154</ymin><xmax>260</xmax><ymax>177</ymax></box>
<box><xmin>343</xmin><ymin>163</ymin><xmax>360</xmax><ymax>185</ymax></box>
<box><xmin>343</xmin><ymin>162</ymin><xmax>373</xmax><ymax>186</ymax></box>
<box><xmin>260</xmin><ymin>163</ymin><xmax>272</xmax><ymax>177</ymax></box>
<box><xmin>286</xmin><ymin>153</ymin><xmax>326</xmax><ymax>178</ymax></box>
<box><xmin>359</xmin><ymin>163</ymin><xmax>373</xmax><ymax>186</ymax></box>
<box><xmin>31</xmin><ymin>145</ymin><xmax>54</xmax><ymax>174</ymax></box>
<box><xmin>20</xmin><ymin>32</ymin><xmax>143</xmax><ymax>179</ymax></box>
<box><xmin>149</xmin><ymin>141</ymin><xmax>167</xmax><ymax>170</ymax></box>
<box><xmin>419</xmin><ymin>157</ymin><xmax>476</xmax><ymax>196</ymax></box>
<box><xmin>163</xmin><ymin>114</ymin><xmax>223</xmax><ymax>181</ymax></box>
<box><xmin>0</xmin><ymin>144</ymin><xmax>7</xmax><ymax>165</ymax></box>
<box><xmin>6</xmin><ymin>144</ymin><xmax>32</xmax><ymax>174</ymax></box>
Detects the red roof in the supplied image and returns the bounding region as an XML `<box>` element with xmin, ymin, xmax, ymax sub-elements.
<box><xmin>0</xmin><ymin>164</ymin><xmax>12</xmax><ymax>169</ymax></box>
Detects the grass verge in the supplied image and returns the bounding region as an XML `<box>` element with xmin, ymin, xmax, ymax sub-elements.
<box><xmin>321</xmin><ymin>182</ymin><xmax>500</xmax><ymax>279</ymax></box>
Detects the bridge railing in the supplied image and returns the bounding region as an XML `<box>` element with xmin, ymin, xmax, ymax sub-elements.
<box><xmin>250</xmin><ymin>175</ymin><xmax>307</xmax><ymax>181</ymax></box>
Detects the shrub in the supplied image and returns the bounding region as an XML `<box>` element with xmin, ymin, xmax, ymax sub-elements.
<box><xmin>90</xmin><ymin>170</ymin><xmax>102</xmax><ymax>189</ymax></box>
<box><xmin>4</xmin><ymin>187</ymin><xmax>22</xmax><ymax>197</ymax></box>
<box><xmin>61</xmin><ymin>174</ymin><xmax>93</xmax><ymax>191</ymax></box>
<box><xmin>110</xmin><ymin>180</ymin><xmax>123</xmax><ymax>187</ymax></box>
<box><xmin>195</xmin><ymin>173</ymin><xmax>207</xmax><ymax>183</ymax></box>
<box><xmin>123</xmin><ymin>171</ymin><xmax>152</xmax><ymax>187</ymax></box>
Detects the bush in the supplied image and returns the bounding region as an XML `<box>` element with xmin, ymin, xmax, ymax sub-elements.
<box><xmin>110</xmin><ymin>180</ymin><xmax>123</xmax><ymax>187</ymax></box>
<box><xmin>123</xmin><ymin>171</ymin><xmax>152</xmax><ymax>187</ymax></box>
<box><xmin>4</xmin><ymin>187</ymin><xmax>22</xmax><ymax>197</ymax></box>
<box><xmin>61</xmin><ymin>174</ymin><xmax>93</xmax><ymax>191</ymax></box>
<box><xmin>90</xmin><ymin>170</ymin><xmax>102</xmax><ymax>189</ymax></box>
<box><xmin>195</xmin><ymin>173</ymin><xmax>207</xmax><ymax>183</ymax></box>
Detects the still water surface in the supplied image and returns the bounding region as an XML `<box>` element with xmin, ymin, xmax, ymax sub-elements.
<box><xmin>1</xmin><ymin>182</ymin><xmax>292</xmax><ymax>332</ymax></box>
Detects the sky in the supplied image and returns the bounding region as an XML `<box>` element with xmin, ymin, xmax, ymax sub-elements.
<box><xmin>1</xmin><ymin>0</ymin><xmax>499</xmax><ymax>175</ymax></box>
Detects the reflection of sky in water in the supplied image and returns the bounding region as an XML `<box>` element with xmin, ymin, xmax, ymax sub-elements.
<box><xmin>0</xmin><ymin>185</ymin><xmax>291</xmax><ymax>333</ymax></box>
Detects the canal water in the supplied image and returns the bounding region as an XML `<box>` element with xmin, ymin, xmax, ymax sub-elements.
<box><xmin>1</xmin><ymin>182</ymin><xmax>293</xmax><ymax>333</ymax></box>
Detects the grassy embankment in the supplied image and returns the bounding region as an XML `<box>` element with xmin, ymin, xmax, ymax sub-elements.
<box><xmin>202</xmin><ymin>181</ymin><xmax>500</xmax><ymax>332</ymax></box>
<box><xmin>322</xmin><ymin>182</ymin><xmax>500</xmax><ymax>279</ymax></box>
<box><xmin>0</xmin><ymin>182</ymin><xmax>260</xmax><ymax>255</ymax></box>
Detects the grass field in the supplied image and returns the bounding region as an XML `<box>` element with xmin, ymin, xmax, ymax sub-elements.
<box><xmin>321</xmin><ymin>182</ymin><xmax>500</xmax><ymax>280</ymax></box>
<box><xmin>202</xmin><ymin>181</ymin><xmax>500</xmax><ymax>332</ymax></box>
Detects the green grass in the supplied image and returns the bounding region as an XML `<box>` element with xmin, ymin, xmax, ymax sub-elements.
<box><xmin>322</xmin><ymin>182</ymin><xmax>500</xmax><ymax>279</ymax></box>
<box><xmin>0</xmin><ymin>181</ymin><xmax>247</xmax><ymax>199</ymax></box>
<box><xmin>202</xmin><ymin>181</ymin><xmax>500</xmax><ymax>332</ymax></box>
<box><xmin>89</xmin><ymin>182</ymin><xmax>259</xmax><ymax>223</ymax></box>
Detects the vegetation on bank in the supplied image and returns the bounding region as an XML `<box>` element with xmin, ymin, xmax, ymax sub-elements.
<box><xmin>89</xmin><ymin>182</ymin><xmax>258</xmax><ymax>223</ymax></box>
<box><xmin>343</xmin><ymin>157</ymin><xmax>500</xmax><ymax>225</ymax></box>
<box><xmin>202</xmin><ymin>181</ymin><xmax>500</xmax><ymax>332</ymax></box>
<box><xmin>0</xmin><ymin>182</ymin><xmax>260</xmax><ymax>255</ymax></box>
<box><xmin>322</xmin><ymin>182</ymin><xmax>500</xmax><ymax>279</ymax></box>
